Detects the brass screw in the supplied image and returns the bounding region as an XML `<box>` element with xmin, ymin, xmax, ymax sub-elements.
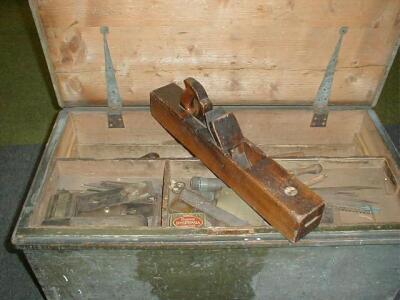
<box><xmin>284</xmin><ymin>186</ymin><xmax>298</xmax><ymax>197</ymax></box>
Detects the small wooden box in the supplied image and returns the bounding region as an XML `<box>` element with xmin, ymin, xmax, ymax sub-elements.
<box><xmin>13</xmin><ymin>1</ymin><xmax>400</xmax><ymax>299</ymax></box>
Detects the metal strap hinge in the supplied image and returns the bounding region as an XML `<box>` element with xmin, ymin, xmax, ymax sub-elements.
<box><xmin>311</xmin><ymin>26</ymin><xmax>348</xmax><ymax>127</ymax></box>
<box><xmin>101</xmin><ymin>26</ymin><xmax>125</xmax><ymax>128</ymax></box>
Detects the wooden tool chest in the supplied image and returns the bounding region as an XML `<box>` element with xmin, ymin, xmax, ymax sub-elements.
<box><xmin>13</xmin><ymin>1</ymin><xmax>400</xmax><ymax>299</ymax></box>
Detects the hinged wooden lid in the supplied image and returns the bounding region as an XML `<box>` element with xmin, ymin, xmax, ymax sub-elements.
<box><xmin>30</xmin><ymin>0</ymin><xmax>400</xmax><ymax>108</ymax></box>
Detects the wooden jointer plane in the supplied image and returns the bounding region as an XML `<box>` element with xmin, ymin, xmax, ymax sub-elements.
<box><xmin>150</xmin><ymin>78</ymin><xmax>325</xmax><ymax>242</ymax></box>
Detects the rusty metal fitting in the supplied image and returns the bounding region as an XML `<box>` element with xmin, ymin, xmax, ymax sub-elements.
<box><xmin>190</xmin><ymin>176</ymin><xmax>226</xmax><ymax>192</ymax></box>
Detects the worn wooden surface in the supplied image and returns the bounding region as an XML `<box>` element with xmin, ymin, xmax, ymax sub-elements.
<box><xmin>30</xmin><ymin>0</ymin><xmax>400</xmax><ymax>107</ymax></box>
<box><xmin>57</xmin><ymin>109</ymin><xmax>368</xmax><ymax>159</ymax></box>
<box><xmin>25</xmin><ymin>246</ymin><xmax>400</xmax><ymax>299</ymax></box>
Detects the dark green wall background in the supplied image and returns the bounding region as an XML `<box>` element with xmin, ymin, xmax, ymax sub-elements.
<box><xmin>0</xmin><ymin>0</ymin><xmax>398</xmax><ymax>146</ymax></box>
<box><xmin>0</xmin><ymin>0</ymin><xmax>58</xmax><ymax>145</ymax></box>
<box><xmin>375</xmin><ymin>51</ymin><xmax>399</xmax><ymax>125</ymax></box>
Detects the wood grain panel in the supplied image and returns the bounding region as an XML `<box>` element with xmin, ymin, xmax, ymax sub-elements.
<box><xmin>59</xmin><ymin>67</ymin><xmax>384</xmax><ymax>106</ymax></box>
<box><xmin>31</xmin><ymin>0</ymin><xmax>400</xmax><ymax>106</ymax></box>
<box><xmin>69</xmin><ymin>109</ymin><xmax>364</xmax><ymax>146</ymax></box>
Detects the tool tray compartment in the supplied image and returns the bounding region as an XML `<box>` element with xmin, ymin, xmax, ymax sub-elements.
<box><xmin>18</xmin><ymin>108</ymin><xmax>399</xmax><ymax>242</ymax></box>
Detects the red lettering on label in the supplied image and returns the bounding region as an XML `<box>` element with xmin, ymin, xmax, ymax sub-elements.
<box><xmin>172</xmin><ymin>215</ymin><xmax>204</xmax><ymax>228</ymax></box>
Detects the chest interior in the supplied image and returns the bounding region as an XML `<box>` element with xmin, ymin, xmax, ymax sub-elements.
<box><xmin>22</xmin><ymin>0</ymin><xmax>400</xmax><ymax>238</ymax></box>
<box><xmin>27</xmin><ymin>108</ymin><xmax>400</xmax><ymax>231</ymax></box>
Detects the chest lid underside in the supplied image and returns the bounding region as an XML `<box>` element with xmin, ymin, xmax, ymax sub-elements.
<box><xmin>30</xmin><ymin>0</ymin><xmax>400</xmax><ymax>108</ymax></box>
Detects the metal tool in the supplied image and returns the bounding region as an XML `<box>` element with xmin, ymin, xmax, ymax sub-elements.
<box><xmin>327</xmin><ymin>200</ymin><xmax>380</xmax><ymax>215</ymax></box>
<box><xmin>78</xmin><ymin>181</ymin><xmax>155</xmax><ymax>212</ymax></box>
<box><xmin>190</xmin><ymin>176</ymin><xmax>227</xmax><ymax>192</ymax></box>
<box><xmin>216</xmin><ymin>188</ymin><xmax>266</xmax><ymax>226</ymax></box>
<box><xmin>43</xmin><ymin>180</ymin><xmax>160</xmax><ymax>227</ymax></box>
<box><xmin>43</xmin><ymin>190</ymin><xmax>77</xmax><ymax>225</ymax></box>
<box><xmin>313</xmin><ymin>186</ymin><xmax>381</xmax><ymax>216</ymax></box>
<box><xmin>180</xmin><ymin>189</ymin><xmax>249</xmax><ymax>227</ymax></box>
<box><xmin>320</xmin><ymin>206</ymin><xmax>334</xmax><ymax>224</ymax></box>
<box><xmin>169</xmin><ymin>196</ymin><xmax>194</xmax><ymax>213</ymax></box>
<box><xmin>191</xmin><ymin>163</ymin><xmax>323</xmax><ymax>191</ymax></box>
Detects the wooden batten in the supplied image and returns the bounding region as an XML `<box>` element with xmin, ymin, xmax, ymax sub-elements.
<box><xmin>29</xmin><ymin>0</ymin><xmax>400</xmax><ymax>107</ymax></box>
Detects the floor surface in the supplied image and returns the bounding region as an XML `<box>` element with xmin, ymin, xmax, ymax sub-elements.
<box><xmin>0</xmin><ymin>145</ymin><xmax>43</xmax><ymax>300</ymax></box>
